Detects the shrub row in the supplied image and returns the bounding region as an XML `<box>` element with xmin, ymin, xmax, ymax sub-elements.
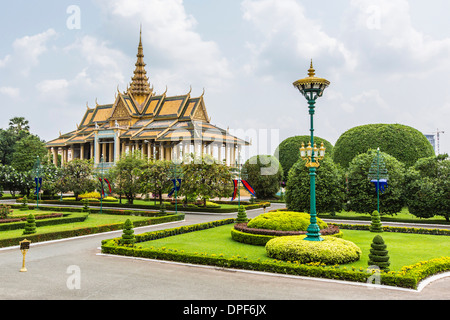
<box><xmin>101</xmin><ymin>219</ymin><xmax>450</xmax><ymax>289</ymax></box>
<box><xmin>0</xmin><ymin>213</ymin><xmax>185</xmax><ymax>248</ymax></box>
<box><xmin>0</xmin><ymin>213</ymin><xmax>63</xmax><ymax>224</ymax></box>
<box><xmin>335</xmin><ymin>223</ymin><xmax>450</xmax><ymax>236</ymax></box>
<box><xmin>0</xmin><ymin>213</ymin><xmax>87</xmax><ymax>232</ymax></box>
<box><xmin>26</xmin><ymin>200</ymin><xmax>270</xmax><ymax>213</ymax></box>
<box><xmin>231</xmin><ymin>223</ymin><xmax>343</xmax><ymax>246</ymax></box>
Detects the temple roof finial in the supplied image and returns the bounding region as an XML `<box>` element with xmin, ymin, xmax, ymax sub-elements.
<box><xmin>129</xmin><ymin>26</ymin><xmax>152</xmax><ymax>100</ymax></box>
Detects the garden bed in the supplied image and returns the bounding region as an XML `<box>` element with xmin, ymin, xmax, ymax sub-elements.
<box><xmin>101</xmin><ymin>219</ymin><xmax>450</xmax><ymax>290</ymax></box>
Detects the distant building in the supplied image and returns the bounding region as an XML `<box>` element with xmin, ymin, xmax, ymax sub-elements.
<box><xmin>424</xmin><ymin>134</ymin><xmax>436</xmax><ymax>153</ymax></box>
<box><xmin>46</xmin><ymin>30</ymin><xmax>249</xmax><ymax>168</ymax></box>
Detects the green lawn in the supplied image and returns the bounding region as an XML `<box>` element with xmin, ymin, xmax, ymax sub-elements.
<box><xmin>137</xmin><ymin>224</ymin><xmax>450</xmax><ymax>271</ymax></box>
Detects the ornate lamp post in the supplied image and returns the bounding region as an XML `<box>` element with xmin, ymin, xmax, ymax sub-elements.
<box><xmin>293</xmin><ymin>61</ymin><xmax>330</xmax><ymax>242</ymax></box>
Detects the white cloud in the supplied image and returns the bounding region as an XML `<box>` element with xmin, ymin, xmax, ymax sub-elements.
<box><xmin>0</xmin><ymin>87</ymin><xmax>20</xmax><ymax>99</ymax></box>
<box><xmin>12</xmin><ymin>29</ymin><xmax>57</xmax><ymax>76</ymax></box>
<box><xmin>241</xmin><ymin>0</ymin><xmax>357</xmax><ymax>75</ymax></box>
<box><xmin>98</xmin><ymin>0</ymin><xmax>232</xmax><ymax>92</ymax></box>
<box><xmin>0</xmin><ymin>55</ymin><xmax>10</xmax><ymax>68</ymax></box>
<box><xmin>36</xmin><ymin>79</ymin><xmax>69</xmax><ymax>95</ymax></box>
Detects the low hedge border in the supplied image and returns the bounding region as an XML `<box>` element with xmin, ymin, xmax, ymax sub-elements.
<box><xmin>335</xmin><ymin>223</ymin><xmax>450</xmax><ymax>236</ymax></box>
<box><xmin>0</xmin><ymin>213</ymin><xmax>87</xmax><ymax>232</ymax></box>
<box><xmin>100</xmin><ymin>219</ymin><xmax>450</xmax><ymax>289</ymax></box>
<box><xmin>0</xmin><ymin>213</ymin><xmax>185</xmax><ymax>248</ymax></box>
<box><xmin>231</xmin><ymin>224</ymin><xmax>343</xmax><ymax>246</ymax></box>
<box><xmin>23</xmin><ymin>200</ymin><xmax>271</xmax><ymax>213</ymax></box>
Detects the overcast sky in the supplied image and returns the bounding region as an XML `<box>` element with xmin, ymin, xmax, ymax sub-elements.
<box><xmin>0</xmin><ymin>0</ymin><xmax>449</xmax><ymax>159</ymax></box>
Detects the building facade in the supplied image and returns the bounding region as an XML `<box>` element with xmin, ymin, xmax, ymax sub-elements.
<box><xmin>46</xmin><ymin>31</ymin><xmax>248</xmax><ymax>168</ymax></box>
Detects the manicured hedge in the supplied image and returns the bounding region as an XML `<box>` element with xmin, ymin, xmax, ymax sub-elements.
<box><xmin>266</xmin><ymin>235</ymin><xmax>362</xmax><ymax>265</ymax></box>
<box><xmin>0</xmin><ymin>213</ymin><xmax>185</xmax><ymax>248</ymax></box>
<box><xmin>332</xmin><ymin>123</ymin><xmax>435</xmax><ymax>168</ymax></box>
<box><xmin>101</xmin><ymin>218</ymin><xmax>450</xmax><ymax>289</ymax></box>
<box><xmin>0</xmin><ymin>213</ymin><xmax>88</xmax><ymax>232</ymax></box>
<box><xmin>25</xmin><ymin>200</ymin><xmax>271</xmax><ymax>213</ymax></box>
<box><xmin>231</xmin><ymin>223</ymin><xmax>343</xmax><ymax>246</ymax></box>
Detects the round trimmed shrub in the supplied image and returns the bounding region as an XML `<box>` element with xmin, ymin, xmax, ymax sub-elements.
<box><xmin>285</xmin><ymin>156</ymin><xmax>345</xmax><ymax>214</ymax></box>
<box><xmin>346</xmin><ymin>149</ymin><xmax>406</xmax><ymax>215</ymax></box>
<box><xmin>275</xmin><ymin>135</ymin><xmax>333</xmax><ymax>182</ymax></box>
<box><xmin>332</xmin><ymin>123</ymin><xmax>434</xmax><ymax>168</ymax></box>
<box><xmin>266</xmin><ymin>236</ymin><xmax>362</xmax><ymax>265</ymax></box>
<box><xmin>247</xmin><ymin>211</ymin><xmax>327</xmax><ymax>232</ymax></box>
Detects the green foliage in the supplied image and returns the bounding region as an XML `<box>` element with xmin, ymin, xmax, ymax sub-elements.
<box><xmin>332</xmin><ymin>124</ymin><xmax>435</xmax><ymax>168</ymax></box>
<box><xmin>265</xmin><ymin>236</ymin><xmax>362</xmax><ymax>265</ymax></box>
<box><xmin>243</xmin><ymin>155</ymin><xmax>283</xmax><ymax>199</ymax></box>
<box><xmin>19</xmin><ymin>196</ymin><xmax>29</xmax><ymax>211</ymax></box>
<box><xmin>159</xmin><ymin>202</ymin><xmax>167</xmax><ymax>215</ymax></box>
<box><xmin>235</xmin><ymin>205</ymin><xmax>248</xmax><ymax>223</ymax></box>
<box><xmin>139</xmin><ymin>159</ymin><xmax>172</xmax><ymax>204</ymax></box>
<box><xmin>120</xmin><ymin>219</ymin><xmax>135</xmax><ymax>246</ymax></box>
<box><xmin>247</xmin><ymin>211</ymin><xmax>327</xmax><ymax>231</ymax></box>
<box><xmin>346</xmin><ymin>150</ymin><xmax>406</xmax><ymax>215</ymax></box>
<box><xmin>110</xmin><ymin>151</ymin><xmax>147</xmax><ymax>204</ymax></box>
<box><xmin>180</xmin><ymin>154</ymin><xmax>233</xmax><ymax>205</ymax></box>
<box><xmin>23</xmin><ymin>214</ymin><xmax>37</xmax><ymax>235</ymax></box>
<box><xmin>275</xmin><ymin>135</ymin><xmax>333</xmax><ymax>182</ymax></box>
<box><xmin>59</xmin><ymin>159</ymin><xmax>96</xmax><ymax>201</ymax></box>
<box><xmin>368</xmin><ymin>235</ymin><xmax>390</xmax><ymax>271</ymax></box>
<box><xmin>285</xmin><ymin>156</ymin><xmax>345</xmax><ymax>214</ymax></box>
<box><xmin>369</xmin><ymin>210</ymin><xmax>383</xmax><ymax>233</ymax></box>
<box><xmin>0</xmin><ymin>204</ymin><xmax>13</xmax><ymax>219</ymax></box>
<box><xmin>404</xmin><ymin>156</ymin><xmax>450</xmax><ymax>222</ymax></box>
<box><xmin>10</xmin><ymin>135</ymin><xmax>47</xmax><ymax>172</ymax></box>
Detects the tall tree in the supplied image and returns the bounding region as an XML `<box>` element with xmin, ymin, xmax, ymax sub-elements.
<box><xmin>60</xmin><ymin>159</ymin><xmax>96</xmax><ymax>201</ymax></box>
<box><xmin>11</xmin><ymin>134</ymin><xmax>47</xmax><ymax>172</ymax></box>
<box><xmin>181</xmin><ymin>154</ymin><xmax>232</xmax><ymax>206</ymax></box>
<box><xmin>110</xmin><ymin>151</ymin><xmax>146</xmax><ymax>204</ymax></box>
<box><xmin>140</xmin><ymin>159</ymin><xmax>172</xmax><ymax>204</ymax></box>
<box><xmin>8</xmin><ymin>117</ymin><xmax>30</xmax><ymax>135</ymax></box>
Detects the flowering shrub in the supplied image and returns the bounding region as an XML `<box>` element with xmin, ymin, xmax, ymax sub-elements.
<box><xmin>266</xmin><ymin>235</ymin><xmax>362</xmax><ymax>265</ymax></box>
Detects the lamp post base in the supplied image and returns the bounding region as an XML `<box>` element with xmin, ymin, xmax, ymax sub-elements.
<box><xmin>304</xmin><ymin>223</ymin><xmax>324</xmax><ymax>242</ymax></box>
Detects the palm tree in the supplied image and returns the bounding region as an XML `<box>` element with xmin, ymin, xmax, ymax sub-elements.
<box><xmin>8</xmin><ymin>117</ymin><xmax>30</xmax><ymax>134</ymax></box>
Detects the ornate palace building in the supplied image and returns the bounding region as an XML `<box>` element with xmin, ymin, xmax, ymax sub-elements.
<box><xmin>46</xmin><ymin>31</ymin><xmax>248</xmax><ymax>168</ymax></box>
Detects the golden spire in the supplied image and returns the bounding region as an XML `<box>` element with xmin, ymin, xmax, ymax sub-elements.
<box><xmin>308</xmin><ymin>59</ymin><xmax>315</xmax><ymax>77</ymax></box>
<box><xmin>129</xmin><ymin>26</ymin><xmax>152</xmax><ymax>103</ymax></box>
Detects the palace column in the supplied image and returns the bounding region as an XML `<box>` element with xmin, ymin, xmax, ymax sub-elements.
<box><xmin>159</xmin><ymin>143</ymin><xmax>164</xmax><ymax>160</ymax></box>
<box><xmin>80</xmin><ymin>144</ymin><xmax>85</xmax><ymax>160</ymax></box>
<box><xmin>218</xmin><ymin>144</ymin><xmax>222</xmax><ymax>164</ymax></box>
<box><xmin>53</xmin><ymin>147</ymin><xmax>58</xmax><ymax>166</ymax></box>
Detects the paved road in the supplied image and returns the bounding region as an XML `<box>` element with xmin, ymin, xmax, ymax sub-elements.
<box><xmin>1</xmin><ymin>203</ymin><xmax>449</xmax><ymax>303</ymax></box>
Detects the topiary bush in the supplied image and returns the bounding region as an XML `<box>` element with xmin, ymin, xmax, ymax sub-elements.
<box><xmin>404</xmin><ymin>155</ymin><xmax>450</xmax><ymax>222</ymax></box>
<box><xmin>235</xmin><ymin>205</ymin><xmax>248</xmax><ymax>223</ymax></box>
<box><xmin>266</xmin><ymin>236</ymin><xmax>362</xmax><ymax>265</ymax></box>
<box><xmin>346</xmin><ymin>149</ymin><xmax>406</xmax><ymax>215</ymax></box>
<box><xmin>247</xmin><ymin>211</ymin><xmax>327</xmax><ymax>232</ymax></box>
<box><xmin>285</xmin><ymin>156</ymin><xmax>345</xmax><ymax>214</ymax></box>
<box><xmin>23</xmin><ymin>214</ymin><xmax>36</xmax><ymax>235</ymax></box>
<box><xmin>369</xmin><ymin>210</ymin><xmax>383</xmax><ymax>233</ymax></box>
<box><xmin>332</xmin><ymin>124</ymin><xmax>434</xmax><ymax>168</ymax></box>
<box><xmin>120</xmin><ymin>219</ymin><xmax>135</xmax><ymax>246</ymax></box>
<box><xmin>368</xmin><ymin>235</ymin><xmax>390</xmax><ymax>271</ymax></box>
<box><xmin>243</xmin><ymin>155</ymin><xmax>283</xmax><ymax>200</ymax></box>
<box><xmin>275</xmin><ymin>135</ymin><xmax>333</xmax><ymax>182</ymax></box>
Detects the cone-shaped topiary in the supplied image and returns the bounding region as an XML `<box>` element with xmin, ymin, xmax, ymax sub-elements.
<box><xmin>159</xmin><ymin>202</ymin><xmax>166</xmax><ymax>215</ymax></box>
<box><xmin>23</xmin><ymin>214</ymin><xmax>36</xmax><ymax>235</ymax></box>
<box><xmin>369</xmin><ymin>210</ymin><xmax>383</xmax><ymax>233</ymax></box>
<box><xmin>120</xmin><ymin>219</ymin><xmax>135</xmax><ymax>246</ymax></box>
<box><xmin>235</xmin><ymin>205</ymin><xmax>248</xmax><ymax>223</ymax></box>
<box><xmin>368</xmin><ymin>235</ymin><xmax>390</xmax><ymax>271</ymax></box>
